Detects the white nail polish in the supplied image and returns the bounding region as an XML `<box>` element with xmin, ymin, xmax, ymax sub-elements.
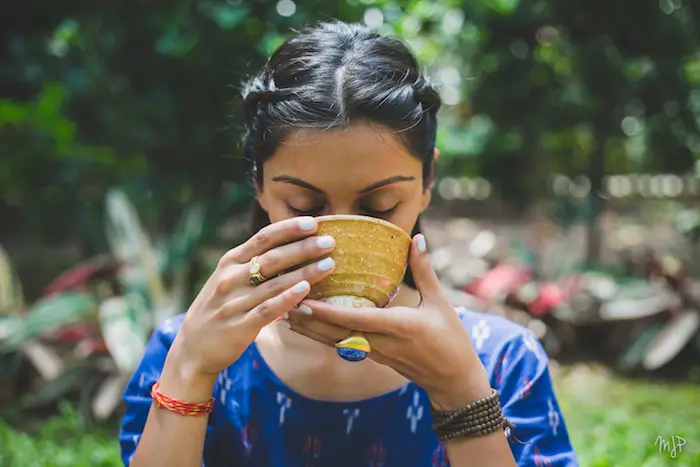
<box><xmin>277</xmin><ymin>320</ymin><xmax>291</xmax><ymax>329</ymax></box>
<box><xmin>297</xmin><ymin>304</ymin><xmax>313</xmax><ymax>315</ymax></box>
<box><xmin>292</xmin><ymin>280</ymin><xmax>310</xmax><ymax>293</ymax></box>
<box><xmin>298</xmin><ymin>217</ymin><xmax>316</xmax><ymax>231</ymax></box>
<box><xmin>417</xmin><ymin>234</ymin><xmax>427</xmax><ymax>253</ymax></box>
<box><xmin>316</xmin><ymin>235</ymin><xmax>334</xmax><ymax>249</ymax></box>
<box><xmin>317</xmin><ymin>257</ymin><xmax>335</xmax><ymax>271</ymax></box>
<box><xmin>282</xmin><ymin>312</ymin><xmax>290</xmax><ymax>320</ymax></box>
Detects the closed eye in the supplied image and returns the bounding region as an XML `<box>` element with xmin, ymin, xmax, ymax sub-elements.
<box><xmin>361</xmin><ymin>204</ymin><xmax>399</xmax><ymax>219</ymax></box>
<box><xmin>286</xmin><ymin>204</ymin><xmax>324</xmax><ymax>217</ymax></box>
<box><xmin>285</xmin><ymin>203</ymin><xmax>399</xmax><ymax>219</ymax></box>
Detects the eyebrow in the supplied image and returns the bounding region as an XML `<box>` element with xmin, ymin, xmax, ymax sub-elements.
<box><xmin>271</xmin><ymin>175</ymin><xmax>416</xmax><ymax>194</ymax></box>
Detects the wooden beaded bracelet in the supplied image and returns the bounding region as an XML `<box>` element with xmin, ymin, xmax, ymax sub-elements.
<box><xmin>430</xmin><ymin>388</ymin><xmax>516</xmax><ymax>441</ymax></box>
<box><xmin>150</xmin><ymin>382</ymin><xmax>215</xmax><ymax>416</ymax></box>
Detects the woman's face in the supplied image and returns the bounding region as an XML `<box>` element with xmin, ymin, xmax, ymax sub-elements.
<box><xmin>256</xmin><ymin>123</ymin><xmax>433</xmax><ymax>234</ymax></box>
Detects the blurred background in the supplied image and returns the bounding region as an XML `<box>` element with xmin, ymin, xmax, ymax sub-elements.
<box><xmin>1</xmin><ymin>0</ymin><xmax>700</xmax><ymax>465</ymax></box>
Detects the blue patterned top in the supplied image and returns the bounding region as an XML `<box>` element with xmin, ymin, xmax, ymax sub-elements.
<box><xmin>120</xmin><ymin>309</ymin><xmax>578</xmax><ymax>466</ymax></box>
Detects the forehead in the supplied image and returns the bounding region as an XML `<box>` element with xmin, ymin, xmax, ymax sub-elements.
<box><xmin>263</xmin><ymin>124</ymin><xmax>422</xmax><ymax>187</ymax></box>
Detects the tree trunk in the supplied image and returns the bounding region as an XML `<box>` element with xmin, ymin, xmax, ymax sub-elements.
<box><xmin>586</xmin><ymin>133</ymin><xmax>606</xmax><ymax>262</ymax></box>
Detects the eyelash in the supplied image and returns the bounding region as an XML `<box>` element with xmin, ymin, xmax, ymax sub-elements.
<box><xmin>286</xmin><ymin>204</ymin><xmax>399</xmax><ymax>219</ymax></box>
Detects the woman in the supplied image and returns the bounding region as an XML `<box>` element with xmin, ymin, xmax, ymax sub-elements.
<box><xmin>120</xmin><ymin>21</ymin><xmax>577</xmax><ymax>466</ymax></box>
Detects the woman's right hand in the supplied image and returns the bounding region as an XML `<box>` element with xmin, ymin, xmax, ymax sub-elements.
<box><xmin>165</xmin><ymin>216</ymin><xmax>335</xmax><ymax>386</ymax></box>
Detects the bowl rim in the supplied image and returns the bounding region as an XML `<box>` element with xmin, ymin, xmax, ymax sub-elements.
<box><xmin>314</xmin><ymin>214</ymin><xmax>411</xmax><ymax>241</ymax></box>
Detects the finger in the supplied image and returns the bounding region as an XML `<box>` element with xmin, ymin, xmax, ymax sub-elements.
<box><xmin>222</xmin><ymin>257</ymin><xmax>336</xmax><ymax>318</ymax></box>
<box><xmin>256</xmin><ymin>233</ymin><xmax>335</xmax><ymax>278</ymax></box>
<box><xmin>209</xmin><ymin>236</ymin><xmax>333</xmax><ymax>306</ymax></box>
<box><xmin>209</xmin><ymin>261</ymin><xmax>248</xmax><ymax>303</ymax></box>
<box><xmin>368</xmin><ymin>349</ymin><xmax>413</xmax><ymax>377</ymax></box>
<box><xmin>299</xmin><ymin>299</ymin><xmax>409</xmax><ymax>335</ymax></box>
<box><xmin>287</xmin><ymin>307</ymin><xmax>350</xmax><ymax>342</ymax></box>
<box><xmin>362</xmin><ymin>332</ymin><xmax>409</xmax><ymax>364</ymax></box>
<box><xmin>242</xmin><ymin>280</ymin><xmax>311</xmax><ymax>329</ymax></box>
<box><xmin>221</xmin><ymin>216</ymin><xmax>319</xmax><ymax>264</ymax></box>
<box><xmin>190</xmin><ymin>260</ymin><xmax>242</xmax><ymax>313</ymax></box>
<box><xmin>286</xmin><ymin>326</ymin><xmax>404</xmax><ymax>369</ymax></box>
<box><xmin>365</xmin><ymin>341</ymin><xmax>395</xmax><ymax>367</ymax></box>
<box><xmin>408</xmin><ymin>234</ymin><xmax>443</xmax><ymax>304</ymax></box>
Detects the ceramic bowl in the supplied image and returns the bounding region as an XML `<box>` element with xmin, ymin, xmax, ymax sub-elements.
<box><xmin>307</xmin><ymin>215</ymin><xmax>412</xmax><ymax>308</ymax></box>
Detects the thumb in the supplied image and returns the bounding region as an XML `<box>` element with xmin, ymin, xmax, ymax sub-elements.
<box><xmin>408</xmin><ymin>234</ymin><xmax>442</xmax><ymax>303</ymax></box>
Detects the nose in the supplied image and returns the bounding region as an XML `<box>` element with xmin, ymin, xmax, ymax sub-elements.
<box><xmin>325</xmin><ymin>202</ymin><xmax>356</xmax><ymax>217</ymax></box>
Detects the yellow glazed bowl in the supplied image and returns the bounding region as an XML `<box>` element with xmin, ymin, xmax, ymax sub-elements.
<box><xmin>307</xmin><ymin>214</ymin><xmax>412</xmax><ymax>308</ymax></box>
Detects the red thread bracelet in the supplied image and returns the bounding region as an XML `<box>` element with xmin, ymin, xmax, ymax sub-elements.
<box><xmin>150</xmin><ymin>382</ymin><xmax>214</xmax><ymax>416</ymax></box>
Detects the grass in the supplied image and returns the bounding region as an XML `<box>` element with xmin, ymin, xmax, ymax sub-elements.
<box><xmin>552</xmin><ymin>364</ymin><xmax>700</xmax><ymax>467</ymax></box>
<box><xmin>0</xmin><ymin>365</ymin><xmax>698</xmax><ymax>466</ymax></box>
<box><xmin>0</xmin><ymin>405</ymin><xmax>121</xmax><ymax>467</ymax></box>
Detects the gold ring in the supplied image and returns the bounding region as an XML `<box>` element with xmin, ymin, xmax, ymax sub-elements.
<box><xmin>248</xmin><ymin>256</ymin><xmax>269</xmax><ymax>286</ymax></box>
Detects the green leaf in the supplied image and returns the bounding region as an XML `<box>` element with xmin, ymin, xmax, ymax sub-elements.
<box><xmin>200</xmin><ymin>2</ymin><xmax>250</xmax><ymax>30</ymax></box>
<box><xmin>2</xmin><ymin>293</ymin><xmax>97</xmax><ymax>351</ymax></box>
<box><xmin>260</xmin><ymin>32</ymin><xmax>287</xmax><ymax>56</ymax></box>
<box><xmin>621</xmin><ymin>57</ymin><xmax>655</xmax><ymax>82</ymax></box>
<box><xmin>0</xmin><ymin>101</ymin><xmax>30</xmax><ymax>123</ymax></box>
<box><xmin>21</xmin><ymin>362</ymin><xmax>96</xmax><ymax>409</ymax></box>
<box><xmin>37</xmin><ymin>83</ymin><xmax>68</xmax><ymax>118</ymax></box>
<box><xmin>162</xmin><ymin>204</ymin><xmax>206</xmax><ymax>272</ymax></box>
<box><xmin>155</xmin><ymin>27</ymin><xmax>199</xmax><ymax>56</ymax></box>
<box><xmin>479</xmin><ymin>0</ymin><xmax>520</xmax><ymax>15</ymax></box>
<box><xmin>0</xmin><ymin>245</ymin><xmax>23</xmax><ymax>316</ymax></box>
<box><xmin>682</xmin><ymin>56</ymin><xmax>700</xmax><ymax>86</ymax></box>
<box><xmin>618</xmin><ymin>324</ymin><xmax>663</xmax><ymax>371</ymax></box>
<box><xmin>437</xmin><ymin>115</ymin><xmax>495</xmax><ymax>157</ymax></box>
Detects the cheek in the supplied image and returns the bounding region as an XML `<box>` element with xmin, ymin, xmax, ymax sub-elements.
<box><xmin>257</xmin><ymin>191</ymin><xmax>292</xmax><ymax>223</ymax></box>
<box><xmin>265</xmin><ymin>204</ymin><xmax>295</xmax><ymax>224</ymax></box>
<box><xmin>391</xmin><ymin>197</ymin><xmax>425</xmax><ymax>235</ymax></box>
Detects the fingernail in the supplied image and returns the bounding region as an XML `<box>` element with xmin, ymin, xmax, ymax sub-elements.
<box><xmin>282</xmin><ymin>312</ymin><xmax>290</xmax><ymax>320</ymax></box>
<box><xmin>297</xmin><ymin>304</ymin><xmax>313</xmax><ymax>315</ymax></box>
<box><xmin>298</xmin><ymin>217</ymin><xmax>316</xmax><ymax>231</ymax></box>
<box><xmin>417</xmin><ymin>234</ymin><xmax>427</xmax><ymax>253</ymax></box>
<box><xmin>316</xmin><ymin>235</ymin><xmax>334</xmax><ymax>249</ymax></box>
<box><xmin>317</xmin><ymin>257</ymin><xmax>335</xmax><ymax>271</ymax></box>
<box><xmin>292</xmin><ymin>280</ymin><xmax>310</xmax><ymax>293</ymax></box>
<box><xmin>277</xmin><ymin>320</ymin><xmax>291</xmax><ymax>329</ymax></box>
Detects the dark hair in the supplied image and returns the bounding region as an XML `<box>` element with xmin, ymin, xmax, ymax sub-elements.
<box><xmin>241</xmin><ymin>21</ymin><xmax>441</xmax><ymax>288</ymax></box>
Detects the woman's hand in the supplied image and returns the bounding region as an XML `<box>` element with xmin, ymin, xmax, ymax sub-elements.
<box><xmin>286</xmin><ymin>234</ymin><xmax>491</xmax><ymax>411</ymax></box>
<box><xmin>166</xmin><ymin>216</ymin><xmax>337</xmax><ymax>386</ymax></box>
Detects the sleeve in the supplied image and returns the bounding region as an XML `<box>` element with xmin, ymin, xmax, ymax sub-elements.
<box><xmin>118</xmin><ymin>316</ymin><xmax>214</xmax><ymax>467</ymax></box>
<box><xmin>490</xmin><ymin>330</ymin><xmax>578</xmax><ymax>467</ymax></box>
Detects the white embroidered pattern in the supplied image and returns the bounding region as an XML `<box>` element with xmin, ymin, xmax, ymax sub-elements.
<box><xmin>343</xmin><ymin>408</ymin><xmax>360</xmax><ymax>435</ymax></box>
<box><xmin>523</xmin><ymin>332</ymin><xmax>540</xmax><ymax>356</ymax></box>
<box><xmin>406</xmin><ymin>390</ymin><xmax>424</xmax><ymax>434</ymax></box>
<box><xmin>139</xmin><ymin>372</ymin><xmax>151</xmax><ymax>391</ymax></box>
<box><xmin>220</xmin><ymin>368</ymin><xmax>233</xmax><ymax>405</ymax></box>
<box><xmin>547</xmin><ymin>398</ymin><xmax>560</xmax><ymax>436</ymax></box>
<box><xmin>128</xmin><ymin>435</ymin><xmax>140</xmax><ymax>464</ymax></box>
<box><xmin>277</xmin><ymin>392</ymin><xmax>292</xmax><ymax>426</ymax></box>
<box><xmin>472</xmin><ymin>319</ymin><xmax>491</xmax><ymax>350</ymax></box>
<box><xmin>160</xmin><ymin>317</ymin><xmax>178</xmax><ymax>335</ymax></box>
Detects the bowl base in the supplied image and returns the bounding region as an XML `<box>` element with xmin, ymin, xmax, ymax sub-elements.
<box><xmin>321</xmin><ymin>295</ymin><xmax>374</xmax><ymax>308</ymax></box>
<box><xmin>323</xmin><ymin>296</ymin><xmax>373</xmax><ymax>363</ymax></box>
<box><xmin>336</xmin><ymin>347</ymin><xmax>368</xmax><ymax>362</ymax></box>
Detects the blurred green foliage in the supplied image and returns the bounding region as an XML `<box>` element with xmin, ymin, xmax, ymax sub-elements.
<box><xmin>0</xmin><ymin>404</ymin><xmax>121</xmax><ymax>467</ymax></box>
<box><xmin>0</xmin><ymin>0</ymin><xmax>698</xmax><ymax>242</ymax></box>
<box><xmin>2</xmin><ymin>366</ymin><xmax>699</xmax><ymax>466</ymax></box>
<box><xmin>554</xmin><ymin>366</ymin><xmax>700</xmax><ymax>467</ymax></box>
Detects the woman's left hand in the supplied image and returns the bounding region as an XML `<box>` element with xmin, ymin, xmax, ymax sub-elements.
<box><xmin>286</xmin><ymin>233</ymin><xmax>492</xmax><ymax>411</ymax></box>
